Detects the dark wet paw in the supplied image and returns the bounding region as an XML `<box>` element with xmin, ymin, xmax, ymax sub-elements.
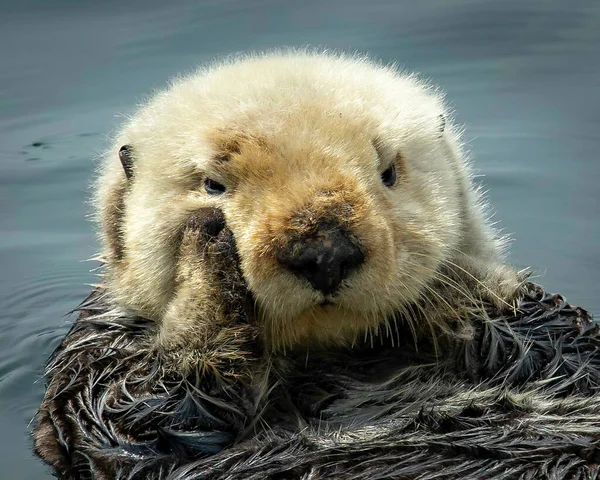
<box><xmin>184</xmin><ymin>207</ymin><xmax>245</xmax><ymax>284</ymax></box>
<box><xmin>186</xmin><ymin>207</ymin><xmax>227</xmax><ymax>242</ymax></box>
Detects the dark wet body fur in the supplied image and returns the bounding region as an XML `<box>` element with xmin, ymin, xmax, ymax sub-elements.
<box><xmin>33</xmin><ymin>214</ymin><xmax>600</xmax><ymax>479</ymax></box>
<box><xmin>33</xmin><ymin>284</ymin><xmax>600</xmax><ymax>479</ymax></box>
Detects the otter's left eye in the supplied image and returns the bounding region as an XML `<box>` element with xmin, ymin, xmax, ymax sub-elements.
<box><xmin>381</xmin><ymin>164</ymin><xmax>396</xmax><ymax>187</ymax></box>
<box><xmin>204</xmin><ymin>178</ymin><xmax>226</xmax><ymax>195</ymax></box>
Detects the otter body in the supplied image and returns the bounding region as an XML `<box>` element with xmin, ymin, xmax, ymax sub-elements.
<box><xmin>34</xmin><ymin>283</ymin><xmax>600</xmax><ymax>479</ymax></box>
<box><xmin>33</xmin><ymin>52</ymin><xmax>600</xmax><ymax>479</ymax></box>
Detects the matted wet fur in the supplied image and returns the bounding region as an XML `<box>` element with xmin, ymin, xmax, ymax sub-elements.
<box><xmin>34</xmin><ymin>276</ymin><xmax>600</xmax><ymax>479</ymax></box>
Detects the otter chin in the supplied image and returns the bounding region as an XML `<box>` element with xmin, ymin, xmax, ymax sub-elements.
<box><xmin>96</xmin><ymin>50</ymin><xmax>523</xmax><ymax>351</ymax></box>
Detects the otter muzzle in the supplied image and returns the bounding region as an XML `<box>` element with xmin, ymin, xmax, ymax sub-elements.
<box><xmin>277</xmin><ymin>222</ymin><xmax>364</xmax><ymax>295</ymax></box>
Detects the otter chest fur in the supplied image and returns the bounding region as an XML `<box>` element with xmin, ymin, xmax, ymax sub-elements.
<box><xmin>33</xmin><ymin>52</ymin><xmax>600</xmax><ymax>480</ymax></box>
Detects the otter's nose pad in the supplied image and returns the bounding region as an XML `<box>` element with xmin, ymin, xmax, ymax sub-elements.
<box><xmin>277</xmin><ymin>223</ymin><xmax>365</xmax><ymax>295</ymax></box>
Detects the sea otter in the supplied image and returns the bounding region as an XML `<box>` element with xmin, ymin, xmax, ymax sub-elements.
<box><xmin>33</xmin><ymin>52</ymin><xmax>600</xmax><ymax>479</ymax></box>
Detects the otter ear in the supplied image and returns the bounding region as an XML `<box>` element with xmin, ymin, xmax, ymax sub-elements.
<box><xmin>437</xmin><ymin>114</ymin><xmax>446</xmax><ymax>136</ymax></box>
<box><xmin>119</xmin><ymin>145</ymin><xmax>135</xmax><ymax>179</ymax></box>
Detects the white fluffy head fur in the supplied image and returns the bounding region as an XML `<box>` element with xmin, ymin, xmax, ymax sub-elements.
<box><xmin>95</xmin><ymin>51</ymin><xmax>522</xmax><ymax>350</ymax></box>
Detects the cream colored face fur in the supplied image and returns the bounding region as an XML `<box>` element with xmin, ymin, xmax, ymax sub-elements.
<box><xmin>96</xmin><ymin>52</ymin><xmax>520</xmax><ymax>350</ymax></box>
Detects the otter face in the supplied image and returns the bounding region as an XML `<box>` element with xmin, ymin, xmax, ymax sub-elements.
<box><xmin>96</xmin><ymin>53</ymin><xmax>512</xmax><ymax>349</ymax></box>
<box><xmin>208</xmin><ymin>125</ymin><xmax>463</xmax><ymax>349</ymax></box>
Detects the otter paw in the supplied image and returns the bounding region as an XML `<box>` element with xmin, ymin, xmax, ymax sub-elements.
<box><xmin>159</xmin><ymin>208</ymin><xmax>254</xmax><ymax>349</ymax></box>
<box><xmin>183</xmin><ymin>207</ymin><xmax>241</xmax><ymax>274</ymax></box>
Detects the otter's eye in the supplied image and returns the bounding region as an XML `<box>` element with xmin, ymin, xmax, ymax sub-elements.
<box><xmin>204</xmin><ymin>178</ymin><xmax>226</xmax><ymax>195</ymax></box>
<box><xmin>381</xmin><ymin>164</ymin><xmax>397</xmax><ymax>187</ymax></box>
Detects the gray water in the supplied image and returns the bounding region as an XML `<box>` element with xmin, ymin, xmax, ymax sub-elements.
<box><xmin>1</xmin><ymin>0</ymin><xmax>598</xmax><ymax>477</ymax></box>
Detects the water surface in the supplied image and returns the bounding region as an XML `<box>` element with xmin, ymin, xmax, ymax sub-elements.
<box><xmin>1</xmin><ymin>1</ymin><xmax>598</xmax><ymax>477</ymax></box>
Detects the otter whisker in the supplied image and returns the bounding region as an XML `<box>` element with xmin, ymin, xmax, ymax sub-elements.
<box><xmin>442</xmin><ymin>247</ymin><xmax>524</xmax><ymax>308</ymax></box>
<box><xmin>405</xmin><ymin>256</ymin><xmax>484</xmax><ymax>305</ymax></box>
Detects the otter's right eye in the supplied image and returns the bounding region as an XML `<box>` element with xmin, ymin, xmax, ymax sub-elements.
<box><xmin>204</xmin><ymin>178</ymin><xmax>226</xmax><ymax>195</ymax></box>
<box><xmin>381</xmin><ymin>163</ymin><xmax>397</xmax><ymax>187</ymax></box>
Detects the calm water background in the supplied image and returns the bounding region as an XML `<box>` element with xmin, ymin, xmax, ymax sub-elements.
<box><xmin>1</xmin><ymin>0</ymin><xmax>599</xmax><ymax>477</ymax></box>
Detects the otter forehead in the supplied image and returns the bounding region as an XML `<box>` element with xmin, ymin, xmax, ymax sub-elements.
<box><xmin>123</xmin><ymin>53</ymin><xmax>445</xmax><ymax>166</ymax></box>
<box><xmin>200</xmin><ymin>126</ymin><xmax>380</xmax><ymax>188</ymax></box>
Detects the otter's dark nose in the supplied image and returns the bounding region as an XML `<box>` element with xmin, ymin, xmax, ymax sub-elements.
<box><xmin>277</xmin><ymin>223</ymin><xmax>364</xmax><ymax>295</ymax></box>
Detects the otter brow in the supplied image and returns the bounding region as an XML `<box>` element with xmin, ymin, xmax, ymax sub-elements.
<box><xmin>372</xmin><ymin>138</ymin><xmax>406</xmax><ymax>177</ymax></box>
<box><xmin>214</xmin><ymin>152</ymin><xmax>233</xmax><ymax>162</ymax></box>
<box><xmin>371</xmin><ymin>137</ymin><xmax>386</xmax><ymax>163</ymax></box>
<box><xmin>371</xmin><ymin>137</ymin><xmax>399</xmax><ymax>167</ymax></box>
<box><xmin>212</xmin><ymin>138</ymin><xmax>242</xmax><ymax>163</ymax></box>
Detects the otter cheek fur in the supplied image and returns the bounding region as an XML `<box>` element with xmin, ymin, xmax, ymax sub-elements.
<box><xmin>95</xmin><ymin>52</ymin><xmax>523</xmax><ymax>352</ymax></box>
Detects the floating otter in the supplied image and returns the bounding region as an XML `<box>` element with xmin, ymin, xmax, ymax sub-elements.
<box><xmin>33</xmin><ymin>52</ymin><xmax>600</xmax><ymax>479</ymax></box>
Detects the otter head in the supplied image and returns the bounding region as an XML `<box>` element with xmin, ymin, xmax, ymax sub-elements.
<box><xmin>95</xmin><ymin>52</ymin><xmax>520</xmax><ymax>350</ymax></box>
